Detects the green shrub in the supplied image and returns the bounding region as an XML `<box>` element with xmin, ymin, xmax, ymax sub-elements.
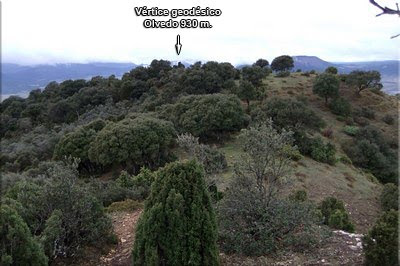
<box><xmin>236</xmin><ymin>80</ymin><xmax>256</xmax><ymax>111</ymax></box>
<box><xmin>319</xmin><ymin>197</ymin><xmax>355</xmax><ymax>232</ymax></box>
<box><xmin>242</xmin><ymin>65</ymin><xmax>269</xmax><ymax>86</ymax></box>
<box><xmin>177</xmin><ymin>133</ymin><xmax>227</xmax><ymax>175</ymax></box>
<box><xmin>218</xmin><ymin>175</ymin><xmax>325</xmax><ymax>256</ymax></box>
<box><xmin>199</xmin><ymin>145</ymin><xmax>227</xmax><ymax>173</ymax></box>
<box><xmin>252</xmin><ymin>98</ymin><xmax>325</xmax><ymax>131</ymax></box>
<box><xmin>131</xmin><ymin>167</ymin><xmax>155</xmax><ymax>193</ymax></box>
<box><xmin>44</xmin><ymin>166</ymin><xmax>114</xmax><ymax>258</ymax></box>
<box><xmin>159</xmin><ymin>94</ymin><xmax>248</xmax><ymax>140</ymax></box>
<box><xmin>253</xmin><ymin>59</ymin><xmax>269</xmax><ymax>68</ymax></box>
<box><xmin>54</xmin><ymin>119</ymin><xmax>106</xmax><ymax>167</ymax></box>
<box><xmin>5</xmin><ymin>180</ymin><xmax>49</xmax><ymax>233</ymax></box>
<box><xmin>312</xmin><ymin>73</ymin><xmax>340</xmax><ymax>104</ymax></box>
<box><xmin>309</xmin><ymin>138</ymin><xmax>336</xmax><ymax>165</ymax></box>
<box><xmin>343</xmin><ymin>125</ymin><xmax>359</xmax><ymax>136</ymax></box>
<box><xmin>0</xmin><ymin>204</ymin><xmax>48</xmax><ymax>266</ymax></box>
<box><xmin>325</xmin><ymin>66</ymin><xmax>338</xmax><ymax>75</ymax></box>
<box><xmin>289</xmin><ymin>189</ymin><xmax>308</xmax><ymax>202</ymax></box>
<box><xmin>271</xmin><ymin>55</ymin><xmax>294</xmax><ymax>72</ymax></box>
<box><xmin>218</xmin><ymin>121</ymin><xmax>327</xmax><ymax>256</ymax></box>
<box><xmin>116</xmin><ymin>170</ymin><xmax>135</xmax><ymax>188</ymax></box>
<box><xmin>115</xmin><ymin>167</ymin><xmax>155</xmax><ymax>200</ymax></box>
<box><xmin>293</xmin><ymin>131</ymin><xmax>314</xmax><ymax>156</ymax></box>
<box><xmin>88</xmin><ymin>117</ymin><xmax>176</xmax><ymax>170</ymax></box>
<box><xmin>320</xmin><ymin>197</ymin><xmax>344</xmax><ymax>223</ymax></box>
<box><xmin>354</xmin><ymin>107</ymin><xmax>375</xmax><ymax>120</ymax></box>
<box><xmin>338</xmin><ymin>74</ymin><xmax>347</xmax><ymax>82</ymax></box>
<box><xmin>346</xmin><ymin>70</ymin><xmax>382</xmax><ymax>94</ymax></box>
<box><xmin>328</xmin><ymin>209</ymin><xmax>355</xmax><ymax>232</ymax></box>
<box><xmin>294</xmin><ymin>133</ymin><xmax>337</xmax><ymax>166</ymax></box>
<box><xmin>363</xmin><ymin>210</ymin><xmax>398</xmax><ymax>266</ymax></box>
<box><xmin>89</xmin><ymin>179</ymin><xmax>142</xmax><ymax>206</ymax></box>
<box><xmin>380</xmin><ymin>183</ymin><xmax>398</xmax><ymax>211</ymax></box>
<box><xmin>6</xmin><ymin>162</ymin><xmax>114</xmax><ymax>259</ymax></box>
<box><xmin>382</xmin><ymin>114</ymin><xmax>395</xmax><ymax>125</ymax></box>
<box><xmin>328</xmin><ymin>97</ymin><xmax>351</xmax><ymax>117</ymax></box>
<box><xmin>275</xmin><ymin>70</ymin><xmax>290</xmax><ymax>77</ymax></box>
<box><xmin>132</xmin><ymin>160</ymin><xmax>219</xmax><ymax>265</ymax></box>
<box><xmin>53</xmin><ymin>126</ymin><xmax>99</xmax><ymax>172</ymax></box>
<box><xmin>343</xmin><ymin>126</ymin><xmax>398</xmax><ymax>184</ymax></box>
<box><xmin>362</xmin><ymin>107</ymin><xmax>376</xmax><ymax>119</ymax></box>
<box><xmin>40</xmin><ymin>210</ymin><xmax>63</xmax><ymax>259</ymax></box>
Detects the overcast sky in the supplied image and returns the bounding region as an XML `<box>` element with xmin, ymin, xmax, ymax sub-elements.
<box><xmin>2</xmin><ymin>0</ymin><xmax>399</xmax><ymax>65</ymax></box>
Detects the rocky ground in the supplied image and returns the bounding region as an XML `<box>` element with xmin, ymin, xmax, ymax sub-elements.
<box><xmin>220</xmin><ymin>230</ymin><xmax>364</xmax><ymax>265</ymax></box>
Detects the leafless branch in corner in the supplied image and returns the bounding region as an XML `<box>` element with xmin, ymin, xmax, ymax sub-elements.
<box><xmin>369</xmin><ymin>0</ymin><xmax>400</xmax><ymax>38</ymax></box>
<box><xmin>369</xmin><ymin>0</ymin><xmax>400</xmax><ymax>16</ymax></box>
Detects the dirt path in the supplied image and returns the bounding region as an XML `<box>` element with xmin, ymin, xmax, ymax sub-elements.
<box><xmin>100</xmin><ymin>209</ymin><xmax>142</xmax><ymax>266</ymax></box>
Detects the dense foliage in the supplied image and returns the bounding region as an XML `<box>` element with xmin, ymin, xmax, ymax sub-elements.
<box><xmin>253</xmin><ymin>58</ymin><xmax>269</xmax><ymax>68</ymax></box>
<box><xmin>177</xmin><ymin>133</ymin><xmax>227</xmax><ymax>176</ymax></box>
<box><xmin>159</xmin><ymin>94</ymin><xmax>248</xmax><ymax>139</ymax></box>
<box><xmin>0</xmin><ymin>58</ymin><xmax>396</xmax><ymax>264</ymax></box>
<box><xmin>250</xmin><ymin>98</ymin><xmax>332</xmax><ymax>163</ymax></box>
<box><xmin>270</xmin><ymin>55</ymin><xmax>294</xmax><ymax>72</ymax></box>
<box><xmin>380</xmin><ymin>183</ymin><xmax>398</xmax><ymax>211</ymax></box>
<box><xmin>328</xmin><ymin>97</ymin><xmax>352</xmax><ymax>117</ymax></box>
<box><xmin>325</xmin><ymin>66</ymin><xmax>338</xmax><ymax>75</ymax></box>
<box><xmin>241</xmin><ymin>65</ymin><xmax>269</xmax><ymax>86</ymax></box>
<box><xmin>4</xmin><ymin>161</ymin><xmax>114</xmax><ymax>261</ymax></box>
<box><xmin>313</xmin><ymin>73</ymin><xmax>340</xmax><ymax>104</ymax></box>
<box><xmin>219</xmin><ymin>177</ymin><xmax>324</xmax><ymax>256</ymax></box>
<box><xmin>88</xmin><ymin>117</ymin><xmax>176</xmax><ymax>171</ymax></box>
<box><xmin>132</xmin><ymin>160</ymin><xmax>219</xmax><ymax>265</ymax></box>
<box><xmin>382</xmin><ymin>114</ymin><xmax>395</xmax><ymax>125</ymax></box>
<box><xmin>319</xmin><ymin>197</ymin><xmax>355</xmax><ymax>232</ymax></box>
<box><xmin>115</xmin><ymin>167</ymin><xmax>155</xmax><ymax>200</ymax></box>
<box><xmin>53</xmin><ymin>119</ymin><xmax>106</xmax><ymax>172</ymax></box>
<box><xmin>346</xmin><ymin>70</ymin><xmax>382</xmax><ymax>94</ymax></box>
<box><xmin>343</xmin><ymin>126</ymin><xmax>398</xmax><ymax>184</ymax></box>
<box><xmin>308</xmin><ymin>137</ymin><xmax>336</xmax><ymax>165</ymax></box>
<box><xmin>0</xmin><ymin>203</ymin><xmax>48</xmax><ymax>266</ymax></box>
<box><xmin>251</xmin><ymin>97</ymin><xmax>325</xmax><ymax>131</ymax></box>
<box><xmin>237</xmin><ymin>80</ymin><xmax>257</xmax><ymax>110</ymax></box>
<box><xmin>363</xmin><ymin>210</ymin><xmax>398</xmax><ymax>266</ymax></box>
<box><xmin>218</xmin><ymin>122</ymin><xmax>325</xmax><ymax>256</ymax></box>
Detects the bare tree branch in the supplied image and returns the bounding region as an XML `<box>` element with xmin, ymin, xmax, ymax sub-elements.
<box><xmin>369</xmin><ymin>0</ymin><xmax>400</xmax><ymax>38</ymax></box>
<box><xmin>369</xmin><ymin>0</ymin><xmax>400</xmax><ymax>16</ymax></box>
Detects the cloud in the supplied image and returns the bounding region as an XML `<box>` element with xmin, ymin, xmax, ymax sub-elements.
<box><xmin>2</xmin><ymin>0</ymin><xmax>399</xmax><ymax>65</ymax></box>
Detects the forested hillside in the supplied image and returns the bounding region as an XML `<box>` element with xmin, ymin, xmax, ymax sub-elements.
<box><xmin>1</xmin><ymin>58</ymin><xmax>398</xmax><ymax>266</ymax></box>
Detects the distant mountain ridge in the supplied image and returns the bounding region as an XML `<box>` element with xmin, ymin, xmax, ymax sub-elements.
<box><xmin>1</xmin><ymin>62</ymin><xmax>137</xmax><ymax>96</ymax></box>
<box><xmin>292</xmin><ymin>56</ymin><xmax>332</xmax><ymax>70</ymax></box>
<box><xmin>293</xmin><ymin>56</ymin><xmax>398</xmax><ymax>75</ymax></box>
<box><xmin>1</xmin><ymin>57</ymin><xmax>398</xmax><ymax>97</ymax></box>
<box><xmin>292</xmin><ymin>56</ymin><xmax>398</xmax><ymax>94</ymax></box>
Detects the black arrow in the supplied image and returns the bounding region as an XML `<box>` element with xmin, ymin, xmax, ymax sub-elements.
<box><xmin>175</xmin><ymin>35</ymin><xmax>182</xmax><ymax>55</ymax></box>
